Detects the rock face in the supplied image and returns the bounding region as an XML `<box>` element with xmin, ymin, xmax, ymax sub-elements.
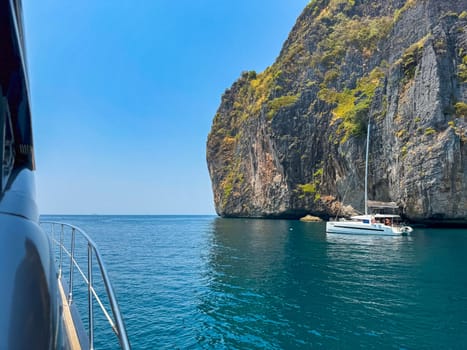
<box><xmin>207</xmin><ymin>0</ymin><xmax>467</xmax><ymax>225</ymax></box>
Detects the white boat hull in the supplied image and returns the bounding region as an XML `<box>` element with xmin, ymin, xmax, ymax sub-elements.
<box><xmin>326</xmin><ymin>221</ymin><xmax>412</xmax><ymax>236</ymax></box>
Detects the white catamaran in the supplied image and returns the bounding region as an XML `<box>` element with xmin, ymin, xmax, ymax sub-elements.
<box><xmin>326</xmin><ymin>122</ymin><xmax>413</xmax><ymax>236</ymax></box>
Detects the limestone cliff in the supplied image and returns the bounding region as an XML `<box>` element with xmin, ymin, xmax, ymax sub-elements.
<box><xmin>207</xmin><ymin>0</ymin><xmax>467</xmax><ymax>225</ymax></box>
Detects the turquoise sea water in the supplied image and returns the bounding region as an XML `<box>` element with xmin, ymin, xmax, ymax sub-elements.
<box><xmin>42</xmin><ymin>215</ymin><xmax>467</xmax><ymax>349</ymax></box>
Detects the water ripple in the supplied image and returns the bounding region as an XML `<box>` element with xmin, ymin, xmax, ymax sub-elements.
<box><xmin>42</xmin><ymin>216</ymin><xmax>467</xmax><ymax>349</ymax></box>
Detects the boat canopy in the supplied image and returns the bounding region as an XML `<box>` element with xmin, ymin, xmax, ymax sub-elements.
<box><xmin>367</xmin><ymin>200</ymin><xmax>399</xmax><ymax>209</ymax></box>
<box><xmin>374</xmin><ymin>214</ymin><xmax>401</xmax><ymax>218</ymax></box>
<box><xmin>351</xmin><ymin>214</ymin><xmax>401</xmax><ymax>221</ymax></box>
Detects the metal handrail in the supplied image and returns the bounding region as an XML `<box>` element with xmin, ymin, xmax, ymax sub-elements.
<box><xmin>40</xmin><ymin>221</ymin><xmax>131</xmax><ymax>350</ymax></box>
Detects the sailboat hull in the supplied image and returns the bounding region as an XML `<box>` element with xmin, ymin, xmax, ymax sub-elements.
<box><xmin>326</xmin><ymin>221</ymin><xmax>409</xmax><ymax>236</ymax></box>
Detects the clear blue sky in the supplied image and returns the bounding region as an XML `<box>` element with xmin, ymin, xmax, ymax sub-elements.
<box><xmin>23</xmin><ymin>0</ymin><xmax>310</xmax><ymax>215</ymax></box>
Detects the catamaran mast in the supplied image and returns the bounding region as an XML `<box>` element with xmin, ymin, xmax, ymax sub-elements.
<box><xmin>364</xmin><ymin>121</ymin><xmax>370</xmax><ymax>215</ymax></box>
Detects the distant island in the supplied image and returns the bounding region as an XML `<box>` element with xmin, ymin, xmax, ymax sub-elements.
<box><xmin>207</xmin><ymin>0</ymin><xmax>467</xmax><ymax>226</ymax></box>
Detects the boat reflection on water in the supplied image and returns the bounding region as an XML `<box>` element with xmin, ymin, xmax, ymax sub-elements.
<box><xmin>325</xmin><ymin>226</ymin><xmax>416</xmax><ymax>285</ymax></box>
<box><xmin>326</xmin><ymin>230</ymin><xmax>414</xmax><ymax>246</ymax></box>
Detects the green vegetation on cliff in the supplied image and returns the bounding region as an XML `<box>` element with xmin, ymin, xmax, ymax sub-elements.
<box><xmin>214</xmin><ymin>0</ymin><xmax>402</xmax><ymax>131</ymax></box>
<box><xmin>267</xmin><ymin>94</ymin><xmax>301</xmax><ymax>119</ymax></box>
<box><xmin>318</xmin><ymin>67</ymin><xmax>385</xmax><ymax>142</ymax></box>
<box><xmin>311</xmin><ymin>14</ymin><xmax>392</xmax><ymax>70</ymax></box>
<box><xmin>401</xmin><ymin>36</ymin><xmax>428</xmax><ymax>80</ymax></box>
<box><xmin>455</xmin><ymin>102</ymin><xmax>467</xmax><ymax>118</ymax></box>
<box><xmin>393</xmin><ymin>0</ymin><xmax>417</xmax><ymax>23</ymax></box>
<box><xmin>220</xmin><ymin>159</ymin><xmax>243</xmax><ymax>208</ymax></box>
<box><xmin>459</xmin><ymin>55</ymin><xmax>467</xmax><ymax>82</ymax></box>
<box><xmin>297</xmin><ymin>167</ymin><xmax>324</xmax><ymax>202</ymax></box>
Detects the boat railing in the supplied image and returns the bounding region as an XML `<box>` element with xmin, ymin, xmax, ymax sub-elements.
<box><xmin>40</xmin><ymin>221</ymin><xmax>131</xmax><ymax>350</ymax></box>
